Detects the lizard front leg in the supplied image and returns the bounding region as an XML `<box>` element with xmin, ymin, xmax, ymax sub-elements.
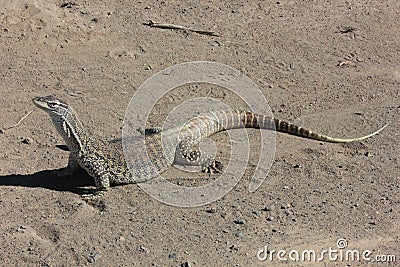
<box><xmin>77</xmin><ymin>152</ymin><xmax>111</xmax><ymax>197</ymax></box>
<box><xmin>54</xmin><ymin>153</ymin><xmax>80</xmax><ymax>177</ymax></box>
<box><xmin>93</xmin><ymin>171</ymin><xmax>111</xmax><ymax>192</ymax></box>
<box><xmin>81</xmin><ymin>170</ymin><xmax>111</xmax><ymax>198</ymax></box>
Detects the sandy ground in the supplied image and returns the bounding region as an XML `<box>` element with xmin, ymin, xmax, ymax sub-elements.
<box><xmin>0</xmin><ymin>0</ymin><xmax>399</xmax><ymax>266</ymax></box>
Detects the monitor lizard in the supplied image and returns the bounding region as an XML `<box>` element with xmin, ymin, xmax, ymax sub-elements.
<box><xmin>32</xmin><ymin>95</ymin><xmax>387</xmax><ymax>196</ymax></box>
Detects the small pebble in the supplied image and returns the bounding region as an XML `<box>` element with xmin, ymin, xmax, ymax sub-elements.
<box><xmin>235</xmin><ymin>232</ymin><xmax>244</xmax><ymax>238</ymax></box>
<box><xmin>139</xmin><ymin>245</ymin><xmax>150</xmax><ymax>253</ymax></box>
<box><xmin>181</xmin><ymin>261</ymin><xmax>192</xmax><ymax>267</ymax></box>
<box><xmin>21</xmin><ymin>137</ymin><xmax>32</xmax><ymax>144</ymax></box>
<box><xmin>252</xmin><ymin>210</ymin><xmax>261</xmax><ymax>216</ymax></box>
<box><xmin>262</xmin><ymin>205</ymin><xmax>275</xmax><ymax>211</ymax></box>
<box><xmin>266</xmin><ymin>216</ymin><xmax>274</xmax><ymax>221</ymax></box>
<box><xmin>229</xmin><ymin>245</ymin><xmax>239</xmax><ymax>251</ymax></box>
<box><xmin>206</xmin><ymin>208</ymin><xmax>217</xmax><ymax>213</ymax></box>
<box><xmin>17</xmin><ymin>225</ymin><xmax>27</xmax><ymax>232</ymax></box>
<box><xmin>233</xmin><ymin>219</ymin><xmax>246</xmax><ymax>225</ymax></box>
<box><xmin>168</xmin><ymin>253</ymin><xmax>177</xmax><ymax>259</ymax></box>
<box><xmin>88</xmin><ymin>252</ymin><xmax>101</xmax><ymax>263</ymax></box>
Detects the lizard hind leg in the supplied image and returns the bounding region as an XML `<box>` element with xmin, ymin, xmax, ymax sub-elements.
<box><xmin>174</xmin><ymin>140</ymin><xmax>224</xmax><ymax>174</ymax></box>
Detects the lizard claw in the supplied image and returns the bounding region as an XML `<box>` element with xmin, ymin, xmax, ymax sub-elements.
<box><xmin>202</xmin><ymin>160</ymin><xmax>224</xmax><ymax>174</ymax></box>
<box><xmin>81</xmin><ymin>189</ymin><xmax>106</xmax><ymax>199</ymax></box>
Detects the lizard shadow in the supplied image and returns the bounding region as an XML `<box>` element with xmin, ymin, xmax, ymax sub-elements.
<box><xmin>0</xmin><ymin>143</ymin><xmax>133</xmax><ymax>195</ymax></box>
<box><xmin>0</xmin><ymin>168</ymin><xmax>94</xmax><ymax>195</ymax></box>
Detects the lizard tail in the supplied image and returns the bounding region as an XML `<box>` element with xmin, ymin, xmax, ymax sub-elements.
<box><xmin>179</xmin><ymin>110</ymin><xmax>387</xmax><ymax>143</ymax></box>
<box><xmin>271</xmin><ymin>118</ymin><xmax>387</xmax><ymax>143</ymax></box>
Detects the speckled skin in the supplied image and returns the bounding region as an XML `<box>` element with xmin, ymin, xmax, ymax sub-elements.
<box><xmin>33</xmin><ymin>96</ymin><xmax>386</xmax><ymax>194</ymax></box>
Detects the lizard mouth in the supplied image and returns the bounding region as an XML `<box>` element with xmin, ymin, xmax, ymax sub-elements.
<box><xmin>32</xmin><ymin>96</ymin><xmax>43</xmax><ymax>102</ymax></box>
<box><xmin>32</xmin><ymin>95</ymin><xmax>63</xmax><ymax>111</ymax></box>
<box><xmin>32</xmin><ymin>96</ymin><xmax>48</xmax><ymax>110</ymax></box>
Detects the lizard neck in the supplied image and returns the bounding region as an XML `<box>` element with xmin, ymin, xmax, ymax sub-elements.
<box><xmin>51</xmin><ymin>107</ymin><xmax>88</xmax><ymax>153</ymax></box>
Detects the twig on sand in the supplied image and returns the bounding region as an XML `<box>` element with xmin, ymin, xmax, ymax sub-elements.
<box><xmin>0</xmin><ymin>110</ymin><xmax>33</xmax><ymax>133</ymax></box>
<box><xmin>143</xmin><ymin>20</ymin><xmax>222</xmax><ymax>37</ymax></box>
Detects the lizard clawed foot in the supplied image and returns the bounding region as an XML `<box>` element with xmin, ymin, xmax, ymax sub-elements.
<box><xmin>81</xmin><ymin>189</ymin><xmax>106</xmax><ymax>199</ymax></box>
<box><xmin>202</xmin><ymin>160</ymin><xmax>224</xmax><ymax>174</ymax></box>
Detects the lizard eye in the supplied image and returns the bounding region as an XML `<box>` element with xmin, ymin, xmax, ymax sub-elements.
<box><xmin>48</xmin><ymin>102</ymin><xmax>57</xmax><ymax>108</ymax></box>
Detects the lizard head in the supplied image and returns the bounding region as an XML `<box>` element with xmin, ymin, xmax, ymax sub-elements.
<box><xmin>32</xmin><ymin>95</ymin><xmax>70</xmax><ymax>118</ymax></box>
<box><xmin>33</xmin><ymin>95</ymin><xmax>84</xmax><ymax>150</ymax></box>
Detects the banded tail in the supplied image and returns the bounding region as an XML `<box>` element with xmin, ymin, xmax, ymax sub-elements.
<box><xmin>179</xmin><ymin>110</ymin><xmax>387</xmax><ymax>143</ymax></box>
